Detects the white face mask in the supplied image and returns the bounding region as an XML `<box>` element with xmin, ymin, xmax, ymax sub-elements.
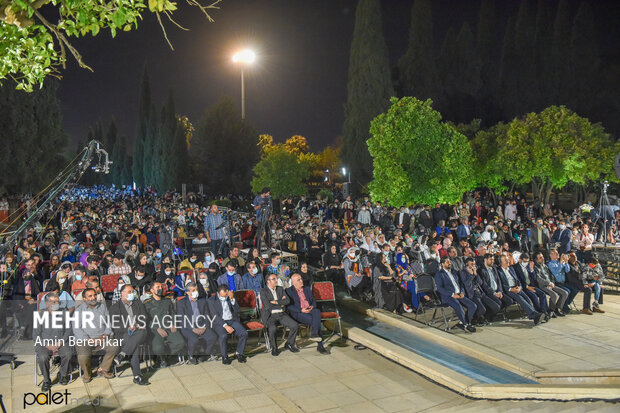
<box><xmin>49</xmin><ymin>303</ymin><xmax>60</xmax><ymax>311</ymax></box>
<box><xmin>227</xmin><ymin>270</ymin><xmax>234</xmax><ymax>276</ymax></box>
<box><xmin>58</xmin><ymin>278</ymin><xmax>66</xmax><ymax>284</ymax></box>
<box><xmin>135</xmin><ymin>275</ymin><xmax>144</xmax><ymax>280</ymax></box>
<box><xmin>199</xmin><ymin>278</ymin><xmax>207</xmax><ymax>285</ymax></box>
<box><xmin>165</xmin><ymin>269</ymin><xmax>172</xmax><ymax>275</ymax></box>
<box><xmin>251</xmin><ymin>267</ymin><xmax>258</xmax><ymax>275</ymax></box>
<box><xmin>190</xmin><ymin>291</ymin><xmax>198</xmax><ymax>299</ymax></box>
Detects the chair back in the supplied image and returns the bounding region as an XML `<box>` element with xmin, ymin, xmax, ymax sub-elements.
<box><xmin>411</xmin><ymin>261</ymin><xmax>425</xmax><ymax>276</ymax></box>
<box><xmin>101</xmin><ymin>274</ymin><xmax>122</xmax><ymax>293</ymax></box>
<box><xmin>424</xmin><ymin>259</ymin><xmax>439</xmax><ymax>275</ymax></box>
<box><xmin>312</xmin><ymin>281</ymin><xmax>336</xmax><ymax>302</ymax></box>
<box><xmin>177</xmin><ymin>270</ymin><xmax>196</xmax><ymax>284</ymax></box>
<box><xmin>37</xmin><ymin>292</ymin><xmax>49</xmax><ymax>311</ymax></box>
<box><xmin>234</xmin><ymin>289</ymin><xmax>257</xmax><ymax>309</ymax></box>
<box><xmin>414</xmin><ymin>273</ymin><xmax>436</xmax><ymax>294</ymax></box>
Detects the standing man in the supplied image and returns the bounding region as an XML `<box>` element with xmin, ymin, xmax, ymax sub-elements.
<box><xmin>204</xmin><ymin>204</ymin><xmax>226</xmax><ymax>257</ymax></box>
<box><xmin>260</xmin><ymin>273</ymin><xmax>299</xmax><ymax>356</ymax></box>
<box><xmin>207</xmin><ymin>284</ymin><xmax>248</xmax><ymax>364</ymax></box>
<box><xmin>253</xmin><ymin>187</ymin><xmax>273</xmax><ymax>253</ymax></box>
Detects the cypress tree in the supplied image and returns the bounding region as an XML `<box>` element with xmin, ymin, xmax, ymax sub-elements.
<box><xmin>133</xmin><ymin>65</ymin><xmax>151</xmax><ymax>187</ymax></box>
<box><xmin>341</xmin><ymin>0</ymin><xmax>394</xmax><ymax>191</ymax></box>
<box><xmin>498</xmin><ymin>16</ymin><xmax>518</xmax><ymax>119</ymax></box>
<box><xmin>172</xmin><ymin>119</ymin><xmax>190</xmax><ymax>189</ymax></box>
<box><xmin>398</xmin><ymin>0</ymin><xmax>436</xmax><ymax>101</ymax></box>
<box><xmin>550</xmin><ymin>0</ymin><xmax>571</xmax><ymax>105</ymax></box>
<box><xmin>104</xmin><ymin>120</ymin><xmax>118</xmax><ymax>185</ymax></box>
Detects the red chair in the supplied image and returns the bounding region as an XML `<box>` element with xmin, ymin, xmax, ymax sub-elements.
<box><xmin>36</xmin><ymin>292</ymin><xmax>50</xmax><ymax>311</ymax></box>
<box><xmin>234</xmin><ymin>289</ymin><xmax>258</xmax><ymax>318</ymax></box>
<box><xmin>72</xmin><ymin>262</ymin><xmax>80</xmax><ymax>269</ymax></box>
<box><xmin>312</xmin><ymin>281</ymin><xmax>343</xmax><ymax>338</ymax></box>
<box><xmin>176</xmin><ymin>270</ymin><xmax>195</xmax><ymax>282</ymax></box>
<box><xmin>176</xmin><ymin>296</ymin><xmax>185</xmax><ymax>302</ymax></box>
<box><xmin>101</xmin><ymin>274</ymin><xmax>122</xmax><ymax>293</ymax></box>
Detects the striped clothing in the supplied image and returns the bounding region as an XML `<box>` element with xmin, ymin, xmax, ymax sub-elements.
<box><xmin>204</xmin><ymin>212</ymin><xmax>225</xmax><ymax>240</ymax></box>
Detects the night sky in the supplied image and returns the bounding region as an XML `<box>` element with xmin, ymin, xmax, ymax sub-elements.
<box><xmin>57</xmin><ymin>0</ymin><xmax>619</xmax><ymax>153</ymax></box>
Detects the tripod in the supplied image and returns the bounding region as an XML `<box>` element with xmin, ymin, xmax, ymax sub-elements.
<box><xmin>594</xmin><ymin>181</ymin><xmax>612</xmax><ymax>247</ymax></box>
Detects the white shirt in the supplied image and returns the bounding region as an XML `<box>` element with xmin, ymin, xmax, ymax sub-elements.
<box><xmin>268</xmin><ymin>287</ymin><xmax>282</xmax><ymax>313</ymax></box>
<box><xmin>445</xmin><ymin>270</ymin><xmax>461</xmax><ymax>294</ymax></box>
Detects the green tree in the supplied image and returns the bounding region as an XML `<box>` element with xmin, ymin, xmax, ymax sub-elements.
<box><xmin>0</xmin><ymin>0</ymin><xmax>222</xmax><ymax>91</ymax></box>
<box><xmin>471</xmin><ymin>121</ymin><xmax>510</xmax><ymax>201</ymax></box>
<box><xmin>132</xmin><ymin>66</ymin><xmax>150</xmax><ymax>187</ymax></box>
<box><xmin>251</xmin><ymin>145</ymin><xmax>309</xmax><ymax>199</ymax></box>
<box><xmin>398</xmin><ymin>0</ymin><xmax>436</xmax><ymax>100</ymax></box>
<box><xmin>341</xmin><ymin>0</ymin><xmax>394</xmax><ymax>192</ymax></box>
<box><xmin>367</xmin><ymin>97</ymin><xmax>475</xmax><ymax>206</ymax></box>
<box><xmin>192</xmin><ymin>96</ymin><xmax>258</xmax><ymax>194</ymax></box>
<box><xmin>499</xmin><ymin>106</ymin><xmax>619</xmax><ymax>204</ymax></box>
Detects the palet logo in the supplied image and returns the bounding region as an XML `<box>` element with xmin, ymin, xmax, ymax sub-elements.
<box><xmin>23</xmin><ymin>389</ymin><xmax>71</xmax><ymax>409</ymax></box>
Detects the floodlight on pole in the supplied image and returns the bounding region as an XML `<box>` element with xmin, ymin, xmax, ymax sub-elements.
<box><xmin>232</xmin><ymin>49</ymin><xmax>256</xmax><ymax>120</ymax></box>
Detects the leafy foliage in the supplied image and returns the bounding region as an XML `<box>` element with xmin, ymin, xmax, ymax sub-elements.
<box><xmin>367</xmin><ymin>97</ymin><xmax>475</xmax><ymax>206</ymax></box>
<box><xmin>0</xmin><ymin>0</ymin><xmax>222</xmax><ymax>91</ymax></box>
<box><xmin>251</xmin><ymin>145</ymin><xmax>309</xmax><ymax>199</ymax></box>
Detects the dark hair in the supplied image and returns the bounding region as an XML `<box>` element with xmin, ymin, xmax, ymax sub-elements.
<box><xmin>261</xmin><ymin>187</ymin><xmax>270</xmax><ymax>194</ymax></box>
<box><xmin>440</xmin><ymin>256</ymin><xmax>451</xmax><ymax>264</ymax></box>
<box><xmin>82</xmin><ymin>287</ymin><xmax>97</xmax><ymax>298</ymax></box>
<box><xmin>45</xmin><ymin>280</ymin><xmax>60</xmax><ymax>292</ymax></box>
<box><xmin>119</xmin><ymin>284</ymin><xmax>133</xmax><ymax>294</ymax></box>
<box><xmin>520</xmin><ymin>253</ymin><xmax>530</xmax><ymax>261</ymax></box>
<box><xmin>217</xmin><ymin>284</ymin><xmax>229</xmax><ymax>293</ymax></box>
<box><xmin>135</xmin><ymin>265</ymin><xmax>146</xmax><ymax>273</ymax></box>
<box><xmin>483</xmin><ymin>253</ymin><xmax>494</xmax><ymax>260</ymax></box>
<box><xmin>74</xmin><ymin>264</ymin><xmax>86</xmax><ymax>273</ymax></box>
<box><xmin>464</xmin><ymin>257</ymin><xmax>476</xmax><ymax>265</ymax></box>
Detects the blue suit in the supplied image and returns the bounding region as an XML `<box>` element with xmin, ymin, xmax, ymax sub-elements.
<box><xmin>457</xmin><ymin>224</ymin><xmax>471</xmax><ymax>240</ymax></box>
<box><xmin>435</xmin><ymin>269</ymin><xmax>477</xmax><ymax>325</ymax></box>
<box><xmin>551</xmin><ymin>228</ymin><xmax>572</xmax><ymax>254</ymax></box>
<box><xmin>286</xmin><ymin>285</ymin><xmax>322</xmax><ymax>337</ymax></box>
<box><xmin>216</xmin><ymin>273</ymin><xmax>245</xmax><ymax>292</ymax></box>
<box><xmin>176</xmin><ymin>296</ymin><xmax>217</xmax><ymax>357</ymax></box>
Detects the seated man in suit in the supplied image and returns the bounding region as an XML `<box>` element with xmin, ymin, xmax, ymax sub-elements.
<box><xmin>479</xmin><ymin>254</ymin><xmax>514</xmax><ymax>309</ymax></box>
<box><xmin>33</xmin><ymin>292</ymin><xmax>72</xmax><ymax>391</ymax></box>
<box><xmin>286</xmin><ymin>273</ymin><xmax>328</xmax><ymax>354</ymax></box>
<box><xmin>207</xmin><ymin>284</ymin><xmax>248</xmax><ymax>364</ymax></box>
<box><xmin>533</xmin><ymin>252</ymin><xmax>569</xmax><ymax>317</ymax></box>
<box><xmin>260</xmin><ymin>273</ymin><xmax>299</xmax><ymax>355</ymax></box>
<box><xmin>459</xmin><ymin>258</ymin><xmax>501</xmax><ymax>324</ymax></box>
<box><xmin>512</xmin><ymin>253</ymin><xmax>550</xmax><ymax>321</ymax></box>
<box><xmin>177</xmin><ymin>282</ymin><xmax>218</xmax><ymax>364</ymax></box>
<box><xmin>496</xmin><ymin>255</ymin><xmax>542</xmax><ymax>325</ymax></box>
<box><xmin>434</xmin><ymin>256</ymin><xmax>477</xmax><ymax>332</ymax></box>
<box><xmin>110</xmin><ymin>285</ymin><xmax>150</xmax><ymax>385</ymax></box>
<box><xmin>144</xmin><ymin>281</ymin><xmax>186</xmax><ymax>368</ymax></box>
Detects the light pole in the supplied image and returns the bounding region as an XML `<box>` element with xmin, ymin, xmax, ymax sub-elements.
<box><xmin>232</xmin><ymin>49</ymin><xmax>256</xmax><ymax>120</ymax></box>
<box><xmin>341</xmin><ymin>167</ymin><xmax>351</xmax><ymax>183</ymax></box>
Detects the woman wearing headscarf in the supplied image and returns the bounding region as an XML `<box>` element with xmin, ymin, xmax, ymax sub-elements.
<box><xmin>372</xmin><ymin>253</ymin><xmax>411</xmax><ymax>313</ymax></box>
<box><xmin>111</xmin><ymin>275</ymin><xmax>131</xmax><ymax>304</ymax></box>
<box><xmin>395</xmin><ymin>252</ymin><xmax>429</xmax><ymax>309</ymax></box>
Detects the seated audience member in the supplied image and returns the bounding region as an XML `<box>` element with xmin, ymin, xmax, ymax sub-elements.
<box><xmin>459</xmin><ymin>258</ymin><xmax>500</xmax><ymax>324</ymax></box>
<box><xmin>110</xmin><ymin>285</ymin><xmax>150</xmax><ymax>385</ymax></box>
<box><xmin>177</xmin><ymin>282</ymin><xmax>218</xmax><ymax>364</ymax></box>
<box><xmin>564</xmin><ymin>253</ymin><xmax>593</xmax><ymax>314</ymax></box>
<box><xmin>286</xmin><ymin>273</ymin><xmax>329</xmax><ymax>354</ymax></box>
<box><xmin>434</xmin><ymin>256</ymin><xmax>477</xmax><ymax>332</ymax></box>
<box><xmin>479</xmin><ymin>254</ymin><xmax>514</xmax><ymax>309</ymax></box>
<box><xmin>129</xmin><ymin>265</ymin><xmax>151</xmax><ymax>295</ymax></box>
<box><xmin>207</xmin><ymin>284</ymin><xmax>248</xmax><ymax>364</ymax></box>
<box><xmin>242</xmin><ymin>261</ymin><xmax>264</xmax><ymax>296</ymax></box>
<box><xmin>217</xmin><ymin>262</ymin><xmax>244</xmax><ymax>292</ymax></box>
<box><xmin>73</xmin><ymin>288</ymin><xmax>120</xmax><ymax>382</ymax></box>
<box><xmin>33</xmin><ymin>293</ymin><xmax>72</xmax><ymax>391</ymax></box>
<box><xmin>583</xmin><ymin>257</ymin><xmax>605</xmax><ymax>313</ymax></box>
<box><xmin>533</xmin><ymin>252</ymin><xmax>569</xmax><ymax>317</ymax></box>
<box><xmin>496</xmin><ymin>255</ymin><xmax>542</xmax><ymax>325</ymax></box>
<box><xmin>512</xmin><ymin>253</ymin><xmax>550</xmax><ymax>321</ymax></box>
<box><xmin>372</xmin><ymin>253</ymin><xmax>410</xmax><ymax>314</ymax></box>
<box><xmin>343</xmin><ymin>247</ymin><xmax>372</xmax><ymax>300</ymax></box>
<box><xmin>221</xmin><ymin>246</ymin><xmax>246</xmax><ymax>271</ymax></box>
<box><xmin>547</xmin><ymin>249</ymin><xmax>578</xmax><ymax>313</ymax></box>
<box><xmin>41</xmin><ymin>280</ymin><xmax>75</xmax><ymax>312</ymax></box>
<box><xmin>144</xmin><ymin>282</ymin><xmax>185</xmax><ymax>367</ymax></box>
<box><xmin>111</xmin><ymin>275</ymin><xmax>131</xmax><ymax>305</ymax></box>
<box><xmin>298</xmin><ymin>261</ymin><xmax>315</xmax><ymax>285</ymax></box>
<box><xmin>260</xmin><ymin>273</ymin><xmax>299</xmax><ymax>356</ymax></box>
<box><xmin>323</xmin><ymin>244</ymin><xmax>344</xmax><ymax>286</ymax></box>
<box><xmin>179</xmin><ymin>253</ymin><xmax>203</xmax><ymax>270</ymax></box>
<box><xmin>264</xmin><ymin>252</ymin><xmax>291</xmax><ymax>288</ymax></box>
<box><xmin>70</xmin><ymin>266</ymin><xmax>87</xmax><ymax>296</ymax></box>
<box><xmin>108</xmin><ymin>253</ymin><xmax>132</xmax><ymax>276</ymax></box>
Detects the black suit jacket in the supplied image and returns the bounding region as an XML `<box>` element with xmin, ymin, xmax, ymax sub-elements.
<box><xmin>480</xmin><ymin>266</ymin><xmax>503</xmax><ymax>294</ymax></box>
<box><xmin>259</xmin><ymin>286</ymin><xmax>290</xmax><ymax>324</ymax></box>
<box><xmin>394</xmin><ymin>213</ymin><xmax>411</xmax><ymax>233</ymax></box>
<box><xmin>207</xmin><ymin>295</ymin><xmax>240</xmax><ymax>327</ymax></box>
<box><xmin>177</xmin><ymin>296</ymin><xmax>211</xmax><ymax>335</ymax></box>
<box><xmin>109</xmin><ymin>298</ymin><xmax>148</xmax><ymax>338</ymax></box>
<box><xmin>496</xmin><ymin>266</ymin><xmax>522</xmax><ymax>294</ymax></box>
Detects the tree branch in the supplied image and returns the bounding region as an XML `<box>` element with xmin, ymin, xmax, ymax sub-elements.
<box><xmin>33</xmin><ymin>9</ymin><xmax>93</xmax><ymax>72</ymax></box>
<box><xmin>155</xmin><ymin>12</ymin><xmax>174</xmax><ymax>50</ymax></box>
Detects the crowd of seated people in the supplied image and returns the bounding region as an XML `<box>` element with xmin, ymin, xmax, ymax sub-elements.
<box><xmin>0</xmin><ymin>186</ymin><xmax>616</xmax><ymax>392</ymax></box>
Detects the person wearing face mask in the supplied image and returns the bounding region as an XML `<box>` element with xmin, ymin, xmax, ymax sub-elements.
<box><xmin>242</xmin><ymin>261</ymin><xmax>265</xmax><ymax>296</ymax></box>
<box><xmin>110</xmin><ymin>285</ymin><xmax>150</xmax><ymax>385</ymax></box>
<box><xmin>177</xmin><ymin>282</ymin><xmax>218</xmax><ymax>364</ymax></box>
<box><xmin>42</xmin><ymin>280</ymin><xmax>75</xmax><ymax>312</ymax></box>
<box><xmin>33</xmin><ymin>292</ymin><xmax>73</xmax><ymax>391</ymax></box>
<box><xmin>217</xmin><ymin>262</ymin><xmax>245</xmax><ymax>292</ymax></box>
<box><xmin>111</xmin><ymin>275</ymin><xmax>131</xmax><ymax>305</ymax></box>
<box><xmin>203</xmin><ymin>250</ymin><xmax>216</xmax><ymax>268</ymax></box>
<box><xmin>550</xmin><ymin>220</ymin><xmax>572</xmax><ymax>255</ymax></box>
<box><xmin>207</xmin><ymin>284</ymin><xmax>248</xmax><ymax>364</ymax></box>
<box><xmin>73</xmin><ymin>288</ymin><xmax>120</xmax><ymax>382</ymax></box>
<box><xmin>179</xmin><ymin>253</ymin><xmax>204</xmax><ymax>271</ymax></box>
<box><xmin>145</xmin><ymin>281</ymin><xmax>185</xmax><ymax>368</ymax></box>
<box><xmin>130</xmin><ymin>266</ymin><xmax>152</xmax><ymax>294</ymax></box>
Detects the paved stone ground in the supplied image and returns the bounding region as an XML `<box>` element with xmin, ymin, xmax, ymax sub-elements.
<box><xmin>1</xmin><ymin>329</ymin><xmax>618</xmax><ymax>413</ymax></box>
<box><xmin>413</xmin><ymin>293</ymin><xmax>620</xmax><ymax>373</ymax></box>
